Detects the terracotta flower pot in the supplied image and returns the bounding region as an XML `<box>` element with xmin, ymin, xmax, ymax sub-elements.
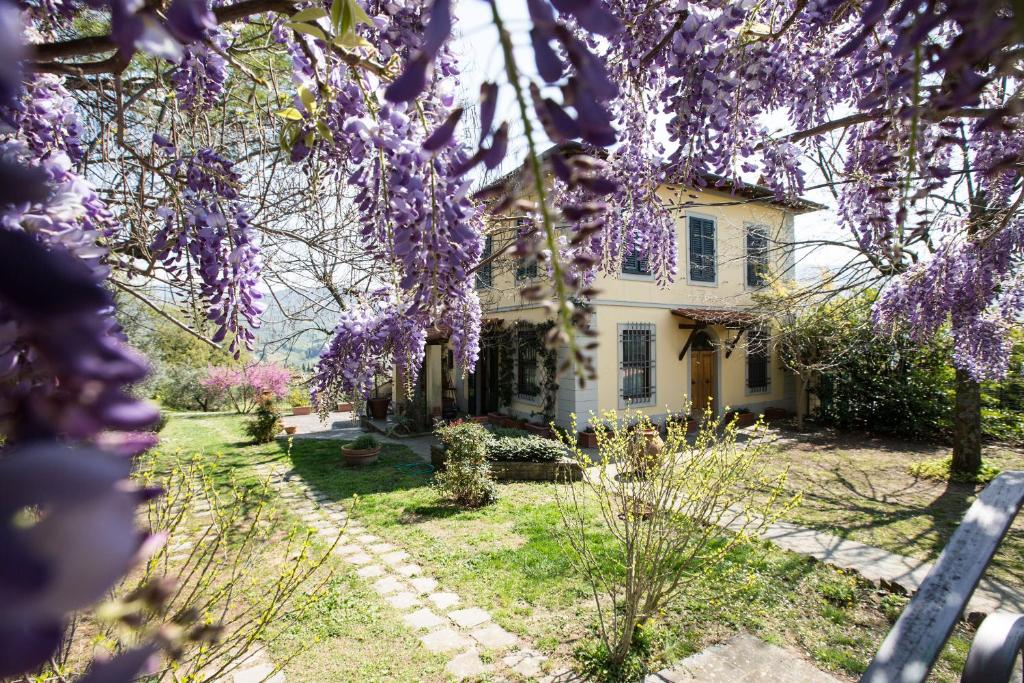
<box><xmin>292</xmin><ymin>405</ymin><xmax>311</xmax><ymax>416</ymax></box>
<box><xmin>367</xmin><ymin>397</ymin><xmax>390</xmax><ymax>420</ymax></box>
<box><xmin>341</xmin><ymin>445</ymin><xmax>381</xmax><ymax>466</ymax></box>
<box><xmin>337</xmin><ymin>402</ymin><xmax>353</xmax><ymax>412</ymax></box>
<box><xmin>578</xmin><ymin>430</ymin><xmax>598</xmax><ymax>448</ymax></box>
<box><xmin>470</xmin><ymin>415</ymin><xmax>489</xmax><ymax>424</ymax></box>
<box><xmin>284</xmin><ymin>425</ymin><xmax>297</xmax><ymax>435</ymax></box>
<box><xmin>524</xmin><ymin>423</ymin><xmax>550</xmax><ymax>438</ymax></box>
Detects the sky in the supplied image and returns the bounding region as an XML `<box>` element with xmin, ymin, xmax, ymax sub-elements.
<box><xmin>447</xmin><ymin>2</ymin><xmax>855</xmax><ymax>282</ymax></box>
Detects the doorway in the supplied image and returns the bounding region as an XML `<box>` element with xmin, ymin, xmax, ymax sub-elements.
<box><xmin>690</xmin><ymin>331</ymin><xmax>716</xmax><ymax>417</ymax></box>
<box><xmin>468</xmin><ymin>345</ymin><xmax>500</xmax><ymax>415</ymax></box>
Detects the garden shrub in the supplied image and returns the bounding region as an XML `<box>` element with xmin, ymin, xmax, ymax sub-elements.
<box><xmin>488</xmin><ymin>435</ymin><xmax>565</xmax><ymax>462</ymax></box>
<box><xmin>434</xmin><ymin>421</ymin><xmax>497</xmax><ymax>507</ymax></box>
<box><xmin>556</xmin><ymin>411</ymin><xmax>796</xmax><ymax>673</ymax></box>
<box><xmin>489</xmin><ymin>426</ymin><xmax>531</xmax><ymax>438</ymax></box>
<box><xmin>244</xmin><ymin>398</ymin><xmax>283</xmax><ymax>444</ymax></box>
<box><xmin>346</xmin><ymin>434</ymin><xmax>379</xmax><ymax>450</ymax></box>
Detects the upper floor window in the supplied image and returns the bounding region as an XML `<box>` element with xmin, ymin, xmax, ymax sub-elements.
<box><xmin>516</xmin><ymin>329</ymin><xmax>540</xmax><ymax>397</ymax></box>
<box><xmin>688</xmin><ymin>216</ymin><xmax>716</xmax><ymax>283</ymax></box>
<box><xmin>746</xmin><ymin>326</ymin><xmax>771</xmax><ymax>394</ymax></box>
<box><xmin>622</xmin><ymin>250</ymin><xmax>651</xmax><ymax>276</ymax></box>
<box><xmin>746</xmin><ymin>225</ymin><xmax>769</xmax><ymax>288</ymax></box>
<box><xmin>514</xmin><ymin>216</ymin><xmax>538</xmax><ymax>281</ymax></box>
<box><xmin>516</xmin><ymin>258</ymin><xmax>538</xmax><ymax>281</ymax></box>
<box><xmin>619</xmin><ymin>323</ymin><xmax>656</xmax><ymax>406</ymax></box>
<box><xmin>476</xmin><ymin>235</ymin><xmax>493</xmax><ymax>289</ymax></box>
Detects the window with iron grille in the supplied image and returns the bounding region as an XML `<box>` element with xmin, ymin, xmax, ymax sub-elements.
<box><xmin>517</xmin><ymin>329</ymin><xmax>540</xmax><ymax>397</ymax></box>
<box><xmin>622</xmin><ymin>250</ymin><xmax>651</xmax><ymax>275</ymax></box>
<box><xmin>746</xmin><ymin>225</ymin><xmax>769</xmax><ymax>288</ymax></box>
<box><xmin>688</xmin><ymin>216</ymin><xmax>716</xmax><ymax>283</ymax></box>
<box><xmin>476</xmin><ymin>235</ymin><xmax>493</xmax><ymax>289</ymax></box>
<box><xmin>746</xmin><ymin>326</ymin><xmax>771</xmax><ymax>393</ymax></box>
<box><xmin>619</xmin><ymin>323</ymin><xmax>656</xmax><ymax>405</ymax></box>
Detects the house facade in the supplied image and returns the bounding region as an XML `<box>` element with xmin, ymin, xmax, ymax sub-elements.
<box><xmin>440</xmin><ymin>172</ymin><xmax>822</xmax><ymax>431</ymax></box>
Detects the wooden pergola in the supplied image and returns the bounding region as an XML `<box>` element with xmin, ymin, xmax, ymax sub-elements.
<box><xmin>671</xmin><ymin>307</ymin><xmax>760</xmax><ymax>361</ymax></box>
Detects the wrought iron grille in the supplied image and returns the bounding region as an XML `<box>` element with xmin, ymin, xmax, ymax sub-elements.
<box><xmin>746</xmin><ymin>326</ymin><xmax>770</xmax><ymax>393</ymax></box>
<box><xmin>620</xmin><ymin>323</ymin><xmax>656</xmax><ymax>404</ymax></box>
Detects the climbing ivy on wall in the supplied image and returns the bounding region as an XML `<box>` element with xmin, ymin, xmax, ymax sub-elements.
<box><xmin>481</xmin><ymin>319</ymin><xmax>559</xmax><ymax>424</ymax></box>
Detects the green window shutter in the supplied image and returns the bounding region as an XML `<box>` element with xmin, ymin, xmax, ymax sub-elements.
<box><xmin>689</xmin><ymin>217</ymin><xmax>715</xmax><ymax>282</ymax></box>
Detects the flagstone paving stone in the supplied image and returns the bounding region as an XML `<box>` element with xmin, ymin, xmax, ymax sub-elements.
<box><xmin>396</xmin><ymin>563</ymin><xmax>422</xmax><ymax>577</ymax></box>
<box><xmin>386</xmin><ymin>591</ymin><xmax>422</xmax><ymax>610</ymax></box>
<box><xmin>355</xmin><ymin>564</ymin><xmax>386</xmax><ymax>579</ymax></box>
<box><xmin>448</xmin><ymin>607</ymin><xmax>491</xmax><ymax>629</ymax></box>
<box><xmin>428</xmin><ymin>591</ymin><xmax>460</xmax><ymax>610</ymax></box>
<box><xmin>409</xmin><ymin>577</ymin><xmax>438</xmax><ymax>594</ymax></box>
<box><xmin>420</xmin><ymin>627</ymin><xmax>473</xmax><ymax>654</ymax></box>
<box><xmin>470</xmin><ymin>623</ymin><xmax>518</xmax><ymax>650</ymax></box>
<box><xmin>446</xmin><ymin>650</ymin><xmax>485</xmax><ymax>681</ymax></box>
<box><xmin>402</xmin><ymin>607</ymin><xmax>446</xmax><ymax>631</ymax></box>
<box><xmin>372</xmin><ymin>576</ymin><xmax>406</xmax><ymax>595</ymax></box>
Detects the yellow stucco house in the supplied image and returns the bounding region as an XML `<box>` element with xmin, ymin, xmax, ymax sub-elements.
<box><xmin>411</xmin><ymin>145</ymin><xmax>823</xmax><ymax>430</ymax></box>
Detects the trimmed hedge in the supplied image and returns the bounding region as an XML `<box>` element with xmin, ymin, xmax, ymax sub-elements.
<box><xmin>489</xmin><ymin>435</ymin><xmax>565</xmax><ymax>463</ymax></box>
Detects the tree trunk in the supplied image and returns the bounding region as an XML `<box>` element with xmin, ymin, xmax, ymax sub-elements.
<box><xmin>952</xmin><ymin>368</ymin><xmax>982</xmax><ymax>475</ymax></box>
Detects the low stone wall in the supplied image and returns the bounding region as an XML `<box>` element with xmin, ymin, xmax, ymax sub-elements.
<box><xmin>430</xmin><ymin>444</ymin><xmax>583</xmax><ymax>482</ymax></box>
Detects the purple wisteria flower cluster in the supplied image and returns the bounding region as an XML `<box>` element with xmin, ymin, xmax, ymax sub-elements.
<box><xmin>151</xmin><ymin>142</ymin><xmax>265</xmax><ymax>358</ymax></box>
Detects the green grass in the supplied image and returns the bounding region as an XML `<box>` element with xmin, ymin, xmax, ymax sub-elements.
<box><xmin>153</xmin><ymin>412</ymin><xmax>449</xmax><ymax>682</ymax></box>
<box><xmin>158</xmin><ymin>413</ymin><xmax>979</xmax><ymax>681</ymax></box>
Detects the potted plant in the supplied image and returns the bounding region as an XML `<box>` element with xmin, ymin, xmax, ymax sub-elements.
<box><xmin>291</xmin><ymin>405</ymin><xmax>311</xmax><ymax>416</ymax></box>
<box><xmin>367</xmin><ymin>396</ymin><xmax>390</xmax><ymax>420</ymax></box>
<box><xmin>283</xmin><ymin>425</ymin><xmax>297</xmax><ymax>435</ymax></box>
<box><xmin>341</xmin><ymin>434</ymin><xmax>381</xmax><ymax>466</ymax></box>
<box><xmin>578</xmin><ymin>427</ymin><xmax>598</xmax><ymax>449</ymax></box>
<box><xmin>724</xmin><ymin>407</ymin><xmax>756</xmax><ymax>428</ymax></box>
<box><xmin>337</xmin><ymin>401</ymin><xmax>353</xmax><ymax>412</ymax></box>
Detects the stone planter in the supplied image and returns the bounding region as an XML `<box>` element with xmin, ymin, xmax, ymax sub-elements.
<box><xmin>430</xmin><ymin>444</ymin><xmax>583</xmax><ymax>482</ymax></box>
<box><xmin>368</xmin><ymin>397</ymin><xmax>390</xmax><ymax>420</ymax></box>
<box><xmin>469</xmin><ymin>415</ymin><xmax>489</xmax><ymax>424</ymax></box>
<box><xmin>724</xmin><ymin>411</ymin><xmax>757</xmax><ymax>428</ymax></box>
<box><xmin>578</xmin><ymin>430</ymin><xmax>598</xmax><ymax>448</ymax></box>
<box><xmin>337</xmin><ymin>402</ymin><xmax>353</xmax><ymax>412</ymax></box>
<box><xmin>292</xmin><ymin>405</ymin><xmax>311</xmax><ymax>416</ymax></box>
<box><xmin>283</xmin><ymin>425</ymin><xmax>297</xmax><ymax>435</ymax></box>
<box><xmin>341</xmin><ymin>445</ymin><xmax>381</xmax><ymax>466</ymax></box>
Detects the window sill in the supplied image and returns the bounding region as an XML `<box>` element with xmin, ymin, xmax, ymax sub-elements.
<box><xmin>745</xmin><ymin>388</ymin><xmax>770</xmax><ymax>396</ymax></box>
<box><xmin>687</xmin><ymin>278</ymin><xmax>718</xmax><ymax>288</ymax></box>
<box><xmin>619</xmin><ymin>273</ymin><xmax>655</xmax><ymax>282</ymax></box>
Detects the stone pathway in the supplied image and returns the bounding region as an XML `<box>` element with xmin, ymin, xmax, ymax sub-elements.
<box><xmin>252</xmin><ymin>459</ymin><xmax>567</xmax><ymax>681</ymax></box>
<box><xmin>645</xmin><ymin>633</ymin><xmax>840</xmax><ymax>682</ymax></box>
<box><xmin>732</xmin><ymin>515</ymin><xmax>1024</xmax><ymax>620</ymax></box>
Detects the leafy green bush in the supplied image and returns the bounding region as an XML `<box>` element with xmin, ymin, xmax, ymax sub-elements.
<box><xmin>817</xmin><ymin>573</ymin><xmax>858</xmax><ymax>606</ymax></box>
<box><xmin>434</xmin><ymin>421</ymin><xmax>496</xmax><ymax>507</ymax></box>
<box><xmin>489</xmin><ymin>426</ymin><xmax>531</xmax><ymax>438</ymax></box>
<box><xmin>908</xmin><ymin>456</ymin><xmax>1001</xmax><ymax>484</ymax></box>
<box><xmin>488</xmin><ymin>435</ymin><xmax>565</xmax><ymax>462</ymax></box>
<box><xmin>981</xmin><ymin>407</ymin><xmax>1024</xmax><ymax>444</ymax></box>
<box><xmin>345</xmin><ymin>434</ymin><xmax>379</xmax><ymax>450</ymax></box>
<box><xmin>244</xmin><ymin>399</ymin><xmax>282</xmax><ymax>444</ymax></box>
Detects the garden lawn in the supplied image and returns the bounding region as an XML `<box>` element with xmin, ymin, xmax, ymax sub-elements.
<box><xmin>152</xmin><ymin>412</ymin><xmax>449</xmax><ymax>683</ymax></box>
<box><xmin>159</xmin><ymin>412</ymin><xmax>979</xmax><ymax>682</ymax></box>
<box><xmin>758</xmin><ymin>428</ymin><xmax>1024</xmax><ymax>593</ymax></box>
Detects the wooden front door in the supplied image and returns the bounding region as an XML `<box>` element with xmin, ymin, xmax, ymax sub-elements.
<box><xmin>690</xmin><ymin>350</ymin><xmax>716</xmax><ymax>416</ymax></box>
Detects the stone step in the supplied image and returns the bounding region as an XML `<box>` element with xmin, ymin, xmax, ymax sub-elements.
<box><xmin>645</xmin><ymin>634</ymin><xmax>840</xmax><ymax>683</ymax></box>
